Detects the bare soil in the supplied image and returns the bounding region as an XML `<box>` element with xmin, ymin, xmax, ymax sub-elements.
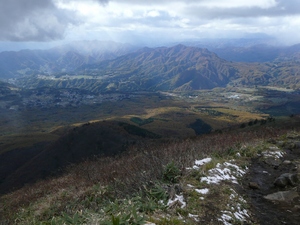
<box><xmin>241</xmin><ymin>141</ymin><xmax>300</xmax><ymax>225</ymax></box>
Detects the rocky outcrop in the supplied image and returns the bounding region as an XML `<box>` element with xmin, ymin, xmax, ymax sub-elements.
<box><xmin>242</xmin><ymin>133</ymin><xmax>300</xmax><ymax>224</ymax></box>
<box><xmin>274</xmin><ymin>173</ymin><xmax>298</xmax><ymax>187</ymax></box>
<box><xmin>264</xmin><ymin>189</ymin><xmax>299</xmax><ymax>202</ymax></box>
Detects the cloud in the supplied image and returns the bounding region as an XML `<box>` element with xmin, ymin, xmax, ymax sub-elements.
<box><xmin>181</xmin><ymin>0</ymin><xmax>300</xmax><ymax>20</ymax></box>
<box><xmin>0</xmin><ymin>0</ymin><xmax>79</xmax><ymax>41</ymax></box>
<box><xmin>1</xmin><ymin>0</ymin><xmax>300</xmax><ymax>45</ymax></box>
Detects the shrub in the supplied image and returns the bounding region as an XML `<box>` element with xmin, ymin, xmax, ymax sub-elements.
<box><xmin>163</xmin><ymin>162</ymin><xmax>181</xmax><ymax>183</ymax></box>
<box><xmin>240</xmin><ymin>123</ymin><xmax>246</xmax><ymax>128</ymax></box>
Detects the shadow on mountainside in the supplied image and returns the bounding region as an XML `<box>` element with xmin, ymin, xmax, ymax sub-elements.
<box><xmin>0</xmin><ymin>121</ymin><xmax>160</xmax><ymax>195</ymax></box>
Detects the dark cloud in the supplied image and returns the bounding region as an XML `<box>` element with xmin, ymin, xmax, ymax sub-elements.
<box><xmin>0</xmin><ymin>0</ymin><xmax>78</xmax><ymax>41</ymax></box>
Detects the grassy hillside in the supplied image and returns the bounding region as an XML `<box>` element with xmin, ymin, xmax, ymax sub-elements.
<box><xmin>0</xmin><ymin>121</ymin><xmax>161</xmax><ymax>195</ymax></box>
<box><xmin>1</xmin><ymin>116</ymin><xmax>299</xmax><ymax>224</ymax></box>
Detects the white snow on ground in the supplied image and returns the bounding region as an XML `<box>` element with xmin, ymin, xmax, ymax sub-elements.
<box><xmin>187</xmin><ymin>157</ymin><xmax>250</xmax><ymax>225</ymax></box>
<box><xmin>218</xmin><ymin>189</ymin><xmax>250</xmax><ymax>225</ymax></box>
<box><xmin>167</xmin><ymin>194</ymin><xmax>186</xmax><ymax>208</ymax></box>
<box><xmin>219</xmin><ymin>213</ymin><xmax>233</xmax><ymax>225</ymax></box>
<box><xmin>195</xmin><ymin>158</ymin><xmax>212</xmax><ymax>166</ymax></box>
<box><xmin>261</xmin><ymin>146</ymin><xmax>285</xmax><ymax>159</ymax></box>
<box><xmin>187</xmin><ymin>157</ymin><xmax>212</xmax><ymax>169</ymax></box>
<box><xmin>200</xmin><ymin>162</ymin><xmax>246</xmax><ymax>184</ymax></box>
<box><xmin>195</xmin><ymin>188</ymin><xmax>209</xmax><ymax>194</ymax></box>
<box><xmin>188</xmin><ymin>213</ymin><xmax>199</xmax><ymax>222</ymax></box>
<box><xmin>262</xmin><ymin>150</ymin><xmax>284</xmax><ymax>158</ymax></box>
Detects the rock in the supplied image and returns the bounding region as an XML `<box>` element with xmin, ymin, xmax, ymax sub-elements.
<box><xmin>274</xmin><ymin>173</ymin><xmax>298</xmax><ymax>187</ymax></box>
<box><xmin>275</xmin><ymin>177</ymin><xmax>289</xmax><ymax>187</ymax></box>
<box><xmin>274</xmin><ymin>176</ymin><xmax>288</xmax><ymax>187</ymax></box>
<box><xmin>264</xmin><ymin>158</ymin><xmax>281</xmax><ymax>167</ymax></box>
<box><xmin>249</xmin><ymin>182</ymin><xmax>260</xmax><ymax>189</ymax></box>
<box><xmin>282</xmin><ymin>160</ymin><xmax>292</xmax><ymax>165</ymax></box>
<box><xmin>264</xmin><ymin>190</ymin><xmax>299</xmax><ymax>202</ymax></box>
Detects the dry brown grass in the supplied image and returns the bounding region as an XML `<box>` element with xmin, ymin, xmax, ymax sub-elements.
<box><xmin>0</xmin><ymin>121</ymin><xmax>297</xmax><ymax>223</ymax></box>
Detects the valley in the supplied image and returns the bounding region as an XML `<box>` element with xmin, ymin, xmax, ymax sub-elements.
<box><xmin>3</xmin><ymin>0</ymin><xmax>300</xmax><ymax>223</ymax></box>
<box><xmin>1</xmin><ymin>71</ymin><xmax>299</xmax><ymax>156</ymax></box>
<box><xmin>1</xmin><ymin>42</ymin><xmax>300</xmax><ymax>224</ymax></box>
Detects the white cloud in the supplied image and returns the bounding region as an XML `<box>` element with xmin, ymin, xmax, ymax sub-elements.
<box><xmin>1</xmin><ymin>0</ymin><xmax>300</xmax><ymax>45</ymax></box>
<box><xmin>194</xmin><ymin>0</ymin><xmax>278</xmax><ymax>9</ymax></box>
<box><xmin>146</xmin><ymin>10</ymin><xmax>160</xmax><ymax>18</ymax></box>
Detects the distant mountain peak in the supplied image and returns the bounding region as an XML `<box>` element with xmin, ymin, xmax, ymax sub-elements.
<box><xmin>75</xmin><ymin>44</ymin><xmax>236</xmax><ymax>92</ymax></box>
<box><xmin>0</xmin><ymin>41</ymin><xmax>138</xmax><ymax>79</ymax></box>
<box><xmin>172</xmin><ymin>44</ymin><xmax>187</xmax><ymax>49</ymax></box>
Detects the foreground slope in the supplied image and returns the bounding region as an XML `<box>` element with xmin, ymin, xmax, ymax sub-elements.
<box><xmin>1</xmin><ymin>117</ymin><xmax>300</xmax><ymax>224</ymax></box>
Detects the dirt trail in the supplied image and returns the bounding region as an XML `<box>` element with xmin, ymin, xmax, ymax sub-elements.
<box><xmin>241</xmin><ymin>137</ymin><xmax>300</xmax><ymax>225</ymax></box>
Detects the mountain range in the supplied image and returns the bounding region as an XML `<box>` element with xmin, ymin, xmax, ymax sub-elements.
<box><xmin>75</xmin><ymin>44</ymin><xmax>237</xmax><ymax>91</ymax></box>
<box><xmin>1</xmin><ymin>41</ymin><xmax>300</xmax><ymax>92</ymax></box>
<box><xmin>209</xmin><ymin>43</ymin><xmax>300</xmax><ymax>63</ymax></box>
<box><xmin>0</xmin><ymin>41</ymin><xmax>137</xmax><ymax>79</ymax></box>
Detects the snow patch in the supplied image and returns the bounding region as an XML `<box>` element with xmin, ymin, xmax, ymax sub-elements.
<box><xmin>187</xmin><ymin>157</ymin><xmax>212</xmax><ymax>170</ymax></box>
<box><xmin>186</xmin><ymin>157</ymin><xmax>251</xmax><ymax>224</ymax></box>
<box><xmin>195</xmin><ymin>158</ymin><xmax>212</xmax><ymax>166</ymax></box>
<box><xmin>218</xmin><ymin>189</ymin><xmax>250</xmax><ymax>225</ymax></box>
<box><xmin>262</xmin><ymin>150</ymin><xmax>284</xmax><ymax>158</ymax></box>
<box><xmin>195</xmin><ymin>188</ymin><xmax>209</xmax><ymax>195</ymax></box>
<box><xmin>188</xmin><ymin>213</ymin><xmax>199</xmax><ymax>222</ymax></box>
<box><xmin>200</xmin><ymin>162</ymin><xmax>246</xmax><ymax>184</ymax></box>
<box><xmin>167</xmin><ymin>194</ymin><xmax>186</xmax><ymax>208</ymax></box>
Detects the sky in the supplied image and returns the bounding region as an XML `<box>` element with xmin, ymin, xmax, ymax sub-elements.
<box><xmin>1</xmin><ymin>0</ymin><xmax>300</xmax><ymax>50</ymax></box>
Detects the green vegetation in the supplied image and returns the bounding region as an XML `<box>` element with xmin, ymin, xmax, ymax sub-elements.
<box><xmin>162</xmin><ymin>161</ymin><xmax>181</xmax><ymax>183</ymax></box>
<box><xmin>2</xmin><ymin>117</ymin><xmax>299</xmax><ymax>224</ymax></box>
<box><xmin>1</xmin><ymin>43</ymin><xmax>300</xmax><ymax>224</ymax></box>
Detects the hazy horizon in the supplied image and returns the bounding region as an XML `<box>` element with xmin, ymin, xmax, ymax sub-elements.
<box><xmin>0</xmin><ymin>36</ymin><xmax>294</xmax><ymax>53</ymax></box>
